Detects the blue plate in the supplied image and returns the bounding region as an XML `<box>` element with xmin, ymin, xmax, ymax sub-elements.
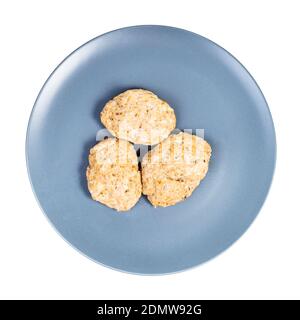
<box><xmin>26</xmin><ymin>26</ymin><xmax>276</xmax><ymax>274</ymax></box>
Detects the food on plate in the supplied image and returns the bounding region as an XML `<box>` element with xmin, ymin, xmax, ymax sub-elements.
<box><xmin>86</xmin><ymin>138</ymin><xmax>142</xmax><ymax>211</ymax></box>
<box><xmin>100</xmin><ymin>89</ymin><xmax>176</xmax><ymax>145</ymax></box>
<box><xmin>141</xmin><ymin>132</ymin><xmax>211</xmax><ymax>207</ymax></box>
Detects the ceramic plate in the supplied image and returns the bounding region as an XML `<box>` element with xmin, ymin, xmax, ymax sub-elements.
<box><xmin>26</xmin><ymin>26</ymin><xmax>276</xmax><ymax>274</ymax></box>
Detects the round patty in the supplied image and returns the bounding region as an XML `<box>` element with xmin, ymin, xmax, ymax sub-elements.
<box><xmin>142</xmin><ymin>132</ymin><xmax>212</xmax><ymax>207</ymax></box>
<box><xmin>86</xmin><ymin>138</ymin><xmax>142</xmax><ymax>211</ymax></box>
<box><xmin>100</xmin><ymin>89</ymin><xmax>176</xmax><ymax>145</ymax></box>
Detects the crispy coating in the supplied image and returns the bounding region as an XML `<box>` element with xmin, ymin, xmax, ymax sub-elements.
<box><xmin>86</xmin><ymin>138</ymin><xmax>142</xmax><ymax>211</ymax></box>
<box><xmin>142</xmin><ymin>132</ymin><xmax>212</xmax><ymax>207</ymax></box>
<box><xmin>100</xmin><ymin>89</ymin><xmax>176</xmax><ymax>145</ymax></box>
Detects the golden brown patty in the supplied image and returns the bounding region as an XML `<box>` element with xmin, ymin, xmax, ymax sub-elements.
<box><xmin>86</xmin><ymin>138</ymin><xmax>142</xmax><ymax>211</ymax></box>
<box><xmin>100</xmin><ymin>89</ymin><xmax>176</xmax><ymax>145</ymax></box>
<box><xmin>142</xmin><ymin>132</ymin><xmax>212</xmax><ymax>207</ymax></box>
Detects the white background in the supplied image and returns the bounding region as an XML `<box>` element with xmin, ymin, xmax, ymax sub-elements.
<box><xmin>0</xmin><ymin>0</ymin><xmax>299</xmax><ymax>300</ymax></box>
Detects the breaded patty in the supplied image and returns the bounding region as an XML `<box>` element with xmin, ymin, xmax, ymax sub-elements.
<box><xmin>86</xmin><ymin>138</ymin><xmax>142</xmax><ymax>211</ymax></box>
<box><xmin>142</xmin><ymin>132</ymin><xmax>212</xmax><ymax>207</ymax></box>
<box><xmin>100</xmin><ymin>89</ymin><xmax>176</xmax><ymax>145</ymax></box>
